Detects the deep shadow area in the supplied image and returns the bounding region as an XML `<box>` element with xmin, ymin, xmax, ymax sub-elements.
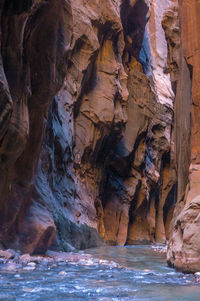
<box><xmin>3</xmin><ymin>0</ymin><xmax>33</xmax><ymax>15</ymax></box>
<box><xmin>120</xmin><ymin>0</ymin><xmax>149</xmax><ymax>60</ymax></box>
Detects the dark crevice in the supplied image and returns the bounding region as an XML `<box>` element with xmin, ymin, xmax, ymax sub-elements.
<box><xmin>152</xmin><ymin>124</ymin><xmax>165</xmax><ymax>135</ymax></box>
<box><xmin>128</xmin><ymin>180</ymin><xmax>142</xmax><ymax>224</ymax></box>
<box><xmin>3</xmin><ymin>0</ymin><xmax>33</xmax><ymax>16</ymax></box>
<box><xmin>94</xmin><ymin>121</ymin><xmax>124</xmax><ymax>164</ymax></box>
<box><xmin>162</xmin><ymin>151</ymin><xmax>171</xmax><ymax>167</ymax></box>
<box><xmin>171</xmin><ymin>80</ymin><xmax>177</xmax><ymax>96</ymax></box>
<box><xmin>112</xmin><ymin>32</ymin><xmax>121</xmax><ymax>60</ymax></box>
<box><xmin>97</xmin><ymin>21</ymin><xmax>117</xmax><ymax>46</ymax></box>
<box><xmin>187</xmin><ymin>61</ymin><xmax>193</xmax><ymax>82</ymax></box>
<box><xmin>163</xmin><ymin>182</ymin><xmax>177</xmax><ymax>225</ymax></box>
<box><xmin>99</xmin><ymin>168</ymin><xmax>110</xmax><ymax>209</ymax></box>
<box><xmin>127</xmin><ymin>131</ymin><xmax>147</xmax><ymax>174</ymax></box>
<box><xmin>120</xmin><ymin>0</ymin><xmax>149</xmax><ymax>61</ymax></box>
<box><xmin>150</xmin><ymin>185</ymin><xmax>160</xmax><ymax>214</ymax></box>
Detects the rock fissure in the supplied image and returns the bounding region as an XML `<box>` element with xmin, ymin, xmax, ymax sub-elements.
<box><xmin>0</xmin><ymin>0</ymin><xmax>199</xmax><ymax>273</ymax></box>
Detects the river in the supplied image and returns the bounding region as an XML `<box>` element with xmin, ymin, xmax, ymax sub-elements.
<box><xmin>1</xmin><ymin>245</ymin><xmax>200</xmax><ymax>300</ymax></box>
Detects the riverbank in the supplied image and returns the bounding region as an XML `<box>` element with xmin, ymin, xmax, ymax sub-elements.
<box><xmin>0</xmin><ymin>248</ymin><xmax>122</xmax><ymax>273</ymax></box>
<box><xmin>0</xmin><ymin>244</ymin><xmax>166</xmax><ymax>272</ymax></box>
<box><xmin>1</xmin><ymin>245</ymin><xmax>200</xmax><ymax>301</ymax></box>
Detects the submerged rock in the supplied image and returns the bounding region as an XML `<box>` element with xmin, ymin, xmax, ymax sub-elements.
<box><xmin>58</xmin><ymin>271</ymin><xmax>67</xmax><ymax>276</ymax></box>
<box><xmin>0</xmin><ymin>250</ymin><xmax>17</xmax><ymax>260</ymax></box>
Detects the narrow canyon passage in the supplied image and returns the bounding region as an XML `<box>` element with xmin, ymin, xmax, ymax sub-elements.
<box><xmin>0</xmin><ymin>0</ymin><xmax>200</xmax><ymax>299</ymax></box>
<box><xmin>0</xmin><ymin>0</ymin><xmax>178</xmax><ymax>253</ymax></box>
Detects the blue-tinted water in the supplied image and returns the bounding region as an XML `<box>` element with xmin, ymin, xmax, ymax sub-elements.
<box><xmin>0</xmin><ymin>245</ymin><xmax>200</xmax><ymax>301</ymax></box>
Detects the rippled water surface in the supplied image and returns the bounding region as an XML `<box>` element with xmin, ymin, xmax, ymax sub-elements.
<box><xmin>1</xmin><ymin>245</ymin><xmax>200</xmax><ymax>301</ymax></box>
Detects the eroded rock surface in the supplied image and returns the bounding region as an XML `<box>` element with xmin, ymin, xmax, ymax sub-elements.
<box><xmin>0</xmin><ymin>0</ymin><xmax>199</xmax><ymax>271</ymax></box>
<box><xmin>0</xmin><ymin>0</ymin><xmax>179</xmax><ymax>252</ymax></box>
<box><xmin>167</xmin><ymin>0</ymin><xmax>200</xmax><ymax>272</ymax></box>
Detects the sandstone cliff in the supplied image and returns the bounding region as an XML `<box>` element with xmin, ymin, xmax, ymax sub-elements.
<box><xmin>167</xmin><ymin>0</ymin><xmax>200</xmax><ymax>273</ymax></box>
<box><xmin>0</xmin><ymin>0</ymin><xmax>199</xmax><ymax>272</ymax></box>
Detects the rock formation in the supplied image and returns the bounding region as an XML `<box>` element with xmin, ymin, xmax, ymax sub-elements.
<box><xmin>0</xmin><ymin>0</ymin><xmax>199</xmax><ymax>272</ymax></box>
<box><xmin>167</xmin><ymin>0</ymin><xmax>200</xmax><ymax>273</ymax></box>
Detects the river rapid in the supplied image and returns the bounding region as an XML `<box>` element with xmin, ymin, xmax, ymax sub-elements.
<box><xmin>1</xmin><ymin>245</ymin><xmax>200</xmax><ymax>301</ymax></box>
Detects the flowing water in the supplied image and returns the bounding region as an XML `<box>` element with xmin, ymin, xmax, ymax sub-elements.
<box><xmin>0</xmin><ymin>245</ymin><xmax>200</xmax><ymax>301</ymax></box>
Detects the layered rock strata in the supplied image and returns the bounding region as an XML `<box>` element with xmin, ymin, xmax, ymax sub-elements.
<box><xmin>0</xmin><ymin>0</ymin><xmax>199</xmax><ymax>271</ymax></box>
<box><xmin>167</xmin><ymin>0</ymin><xmax>200</xmax><ymax>272</ymax></box>
<box><xmin>0</xmin><ymin>0</ymin><xmax>177</xmax><ymax>252</ymax></box>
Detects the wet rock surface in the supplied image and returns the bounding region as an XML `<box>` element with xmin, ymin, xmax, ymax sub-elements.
<box><xmin>0</xmin><ymin>246</ymin><xmax>200</xmax><ymax>301</ymax></box>
<box><xmin>0</xmin><ymin>0</ymin><xmax>199</xmax><ymax>274</ymax></box>
<box><xmin>0</xmin><ymin>248</ymin><xmax>116</xmax><ymax>273</ymax></box>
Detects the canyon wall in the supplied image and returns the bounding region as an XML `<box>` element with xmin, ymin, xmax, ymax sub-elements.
<box><xmin>0</xmin><ymin>0</ymin><xmax>199</xmax><ymax>272</ymax></box>
<box><xmin>167</xmin><ymin>0</ymin><xmax>200</xmax><ymax>273</ymax></box>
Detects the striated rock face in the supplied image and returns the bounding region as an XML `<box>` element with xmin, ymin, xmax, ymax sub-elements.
<box><xmin>0</xmin><ymin>0</ymin><xmax>199</xmax><ymax>269</ymax></box>
<box><xmin>0</xmin><ymin>0</ymin><xmax>177</xmax><ymax>252</ymax></box>
<box><xmin>0</xmin><ymin>0</ymin><xmax>73</xmax><ymax>253</ymax></box>
<box><xmin>167</xmin><ymin>0</ymin><xmax>200</xmax><ymax>272</ymax></box>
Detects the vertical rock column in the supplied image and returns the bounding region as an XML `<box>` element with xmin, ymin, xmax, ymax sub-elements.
<box><xmin>101</xmin><ymin>0</ymin><xmax>177</xmax><ymax>246</ymax></box>
<box><xmin>123</xmin><ymin>0</ymin><xmax>177</xmax><ymax>245</ymax></box>
<box><xmin>167</xmin><ymin>0</ymin><xmax>200</xmax><ymax>272</ymax></box>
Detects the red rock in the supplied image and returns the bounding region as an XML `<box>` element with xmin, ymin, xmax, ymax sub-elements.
<box><xmin>167</xmin><ymin>0</ymin><xmax>200</xmax><ymax>272</ymax></box>
<box><xmin>0</xmin><ymin>0</ymin><xmax>198</xmax><ymax>274</ymax></box>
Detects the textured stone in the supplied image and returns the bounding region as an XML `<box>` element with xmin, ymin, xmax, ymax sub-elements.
<box><xmin>167</xmin><ymin>0</ymin><xmax>200</xmax><ymax>272</ymax></box>
<box><xmin>0</xmin><ymin>0</ymin><xmax>73</xmax><ymax>254</ymax></box>
<box><xmin>0</xmin><ymin>0</ymin><xmax>198</xmax><ymax>268</ymax></box>
<box><xmin>0</xmin><ymin>249</ymin><xmax>16</xmax><ymax>260</ymax></box>
<box><xmin>0</xmin><ymin>0</ymin><xmax>175</xmax><ymax>252</ymax></box>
